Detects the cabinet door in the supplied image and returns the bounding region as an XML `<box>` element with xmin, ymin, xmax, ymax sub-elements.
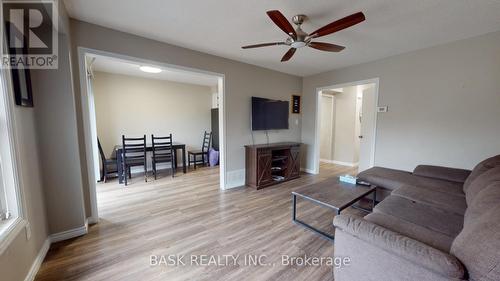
<box><xmin>287</xmin><ymin>147</ymin><xmax>300</xmax><ymax>179</ymax></box>
<box><xmin>257</xmin><ymin>151</ymin><xmax>272</xmax><ymax>186</ymax></box>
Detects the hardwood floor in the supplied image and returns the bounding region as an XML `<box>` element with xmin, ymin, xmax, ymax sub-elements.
<box><xmin>35</xmin><ymin>163</ymin><xmax>361</xmax><ymax>281</ymax></box>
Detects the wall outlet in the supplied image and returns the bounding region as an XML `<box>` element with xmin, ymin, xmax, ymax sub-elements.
<box><xmin>25</xmin><ymin>223</ymin><xmax>31</xmax><ymax>240</ymax></box>
<box><xmin>377</xmin><ymin>106</ymin><xmax>389</xmax><ymax>113</ymax></box>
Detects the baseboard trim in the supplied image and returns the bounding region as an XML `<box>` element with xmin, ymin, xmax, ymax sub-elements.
<box><xmin>49</xmin><ymin>221</ymin><xmax>88</xmax><ymax>243</ymax></box>
<box><xmin>320</xmin><ymin>159</ymin><xmax>359</xmax><ymax>167</ymax></box>
<box><xmin>24</xmin><ymin>238</ymin><xmax>50</xmax><ymax>281</ymax></box>
<box><xmin>87</xmin><ymin>215</ymin><xmax>98</xmax><ymax>225</ymax></box>
<box><xmin>300</xmin><ymin>168</ymin><xmax>316</xmax><ymax>174</ymax></box>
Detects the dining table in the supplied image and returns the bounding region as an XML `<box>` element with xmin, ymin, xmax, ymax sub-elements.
<box><xmin>114</xmin><ymin>142</ymin><xmax>186</xmax><ymax>184</ymax></box>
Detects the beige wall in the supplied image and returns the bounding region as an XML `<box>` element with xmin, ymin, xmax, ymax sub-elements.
<box><xmin>93</xmin><ymin>71</ymin><xmax>213</xmax><ymax>161</ymax></box>
<box><xmin>302</xmin><ymin>30</ymin><xmax>500</xmax><ymax>172</ymax></box>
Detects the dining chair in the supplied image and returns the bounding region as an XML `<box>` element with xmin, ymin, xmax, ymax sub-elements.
<box><xmin>151</xmin><ymin>134</ymin><xmax>175</xmax><ymax>179</ymax></box>
<box><xmin>188</xmin><ymin>131</ymin><xmax>211</xmax><ymax>169</ymax></box>
<box><xmin>97</xmin><ymin>137</ymin><xmax>117</xmax><ymax>182</ymax></box>
<box><xmin>122</xmin><ymin>135</ymin><xmax>147</xmax><ymax>186</ymax></box>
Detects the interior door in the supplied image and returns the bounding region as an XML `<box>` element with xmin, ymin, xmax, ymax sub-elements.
<box><xmin>358</xmin><ymin>85</ymin><xmax>376</xmax><ymax>172</ymax></box>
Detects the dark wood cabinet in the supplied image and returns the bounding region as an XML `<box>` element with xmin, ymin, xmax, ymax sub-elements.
<box><xmin>245</xmin><ymin>142</ymin><xmax>301</xmax><ymax>189</ymax></box>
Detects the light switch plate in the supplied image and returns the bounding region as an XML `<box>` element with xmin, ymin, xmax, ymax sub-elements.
<box><xmin>377</xmin><ymin>106</ymin><xmax>388</xmax><ymax>113</ymax></box>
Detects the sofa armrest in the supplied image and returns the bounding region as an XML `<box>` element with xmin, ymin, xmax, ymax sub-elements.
<box><xmin>333</xmin><ymin>214</ymin><xmax>465</xmax><ymax>279</ymax></box>
<box><xmin>413</xmin><ymin>165</ymin><xmax>471</xmax><ymax>183</ymax></box>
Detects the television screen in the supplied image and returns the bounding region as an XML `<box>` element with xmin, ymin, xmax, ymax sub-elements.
<box><xmin>252</xmin><ymin>97</ymin><xmax>289</xmax><ymax>131</ymax></box>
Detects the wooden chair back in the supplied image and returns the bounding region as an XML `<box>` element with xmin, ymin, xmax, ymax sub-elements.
<box><xmin>202</xmin><ymin>131</ymin><xmax>212</xmax><ymax>153</ymax></box>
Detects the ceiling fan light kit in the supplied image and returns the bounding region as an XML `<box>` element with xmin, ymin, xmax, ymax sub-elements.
<box><xmin>242</xmin><ymin>10</ymin><xmax>365</xmax><ymax>62</ymax></box>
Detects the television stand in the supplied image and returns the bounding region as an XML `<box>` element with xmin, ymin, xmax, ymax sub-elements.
<box><xmin>245</xmin><ymin>142</ymin><xmax>301</xmax><ymax>189</ymax></box>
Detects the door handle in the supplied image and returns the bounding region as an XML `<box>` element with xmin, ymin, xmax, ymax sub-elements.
<box><xmin>358</xmin><ymin>136</ymin><xmax>363</xmax><ymax>139</ymax></box>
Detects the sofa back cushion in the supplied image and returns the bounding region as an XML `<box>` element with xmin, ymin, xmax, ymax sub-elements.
<box><xmin>451</xmin><ymin>183</ymin><xmax>500</xmax><ymax>281</ymax></box>
<box><xmin>465</xmin><ymin>166</ymin><xmax>500</xmax><ymax>206</ymax></box>
<box><xmin>464</xmin><ymin>154</ymin><xmax>500</xmax><ymax>193</ymax></box>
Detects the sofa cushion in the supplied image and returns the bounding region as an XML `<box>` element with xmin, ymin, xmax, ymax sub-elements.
<box><xmin>373</xmin><ymin>196</ymin><xmax>464</xmax><ymax>238</ymax></box>
<box><xmin>465</xmin><ymin>181</ymin><xmax>500</xmax><ymax>224</ymax></box>
<box><xmin>451</xmin><ymin>203</ymin><xmax>500</xmax><ymax>281</ymax></box>
<box><xmin>358</xmin><ymin>167</ymin><xmax>464</xmax><ymax>196</ymax></box>
<box><xmin>464</xmin><ymin>166</ymin><xmax>500</xmax><ymax>206</ymax></box>
<box><xmin>413</xmin><ymin>165</ymin><xmax>471</xmax><ymax>183</ymax></box>
<box><xmin>365</xmin><ymin>212</ymin><xmax>455</xmax><ymax>252</ymax></box>
<box><xmin>357</xmin><ymin>167</ymin><xmax>413</xmax><ymax>191</ymax></box>
<box><xmin>463</xmin><ymin>154</ymin><xmax>500</xmax><ymax>193</ymax></box>
<box><xmin>392</xmin><ymin>185</ymin><xmax>467</xmax><ymax>215</ymax></box>
<box><xmin>334</xmin><ymin>214</ymin><xmax>466</xmax><ymax>279</ymax></box>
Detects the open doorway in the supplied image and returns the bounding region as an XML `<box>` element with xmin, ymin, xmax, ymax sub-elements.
<box><xmin>314</xmin><ymin>79</ymin><xmax>379</xmax><ymax>174</ymax></box>
<box><xmin>77</xmin><ymin>48</ymin><xmax>226</xmax><ymax>223</ymax></box>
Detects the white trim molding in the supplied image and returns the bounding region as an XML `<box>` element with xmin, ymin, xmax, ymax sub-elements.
<box><xmin>0</xmin><ymin>217</ymin><xmax>27</xmax><ymax>255</ymax></box>
<box><xmin>300</xmin><ymin>168</ymin><xmax>316</xmax><ymax>174</ymax></box>
<box><xmin>23</xmin><ymin>238</ymin><xmax>50</xmax><ymax>281</ymax></box>
<box><xmin>49</xmin><ymin>221</ymin><xmax>88</xmax><ymax>243</ymax></box>
<box><xmin>23</xmin><ymin>221</ymin><xmax>90</xmax><ymax>281</ymax></box>
<box><xmin>320</xmin><ymin>159</ymin><xmax>359</xmax><ymax>167</ymax></box>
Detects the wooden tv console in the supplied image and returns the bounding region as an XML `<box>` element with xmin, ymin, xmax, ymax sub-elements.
<box><xmin>245</xmin><ymin>142</ymin><xmax>301</xmax><ymax>189</ymax></box>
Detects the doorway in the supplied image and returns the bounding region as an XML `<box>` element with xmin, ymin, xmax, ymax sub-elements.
<box><xmin>77</xmin><ymin>48</ymin><xmax>226</xmax><ymax>224</ymax></box>
<box><xmin>314</xmin><ymin>79</ymin><xmax>379</xmax><ymax>174</ymax></box>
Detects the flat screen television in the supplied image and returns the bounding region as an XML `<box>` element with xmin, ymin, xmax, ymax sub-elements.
<box><xmin>252</xmin><ymin>96</ymin><xmax>289</xmax><ymax>131</ymax></box>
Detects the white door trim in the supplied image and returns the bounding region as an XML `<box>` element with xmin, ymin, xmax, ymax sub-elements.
<box><xmin>313</xmin><ymin>78</ymin><xmax>380</xmax><ymax>174</ymax></box>
<box><xmin>77</xmin><ymin>47</ymin><xmax>227</xmax><ymax>223</ymax></box>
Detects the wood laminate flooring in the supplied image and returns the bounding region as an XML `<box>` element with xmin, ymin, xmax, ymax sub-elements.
<box><xmin>35</xmin><ymin>163</ymin><xmax>361</xmax><ymax>281</ymax></box>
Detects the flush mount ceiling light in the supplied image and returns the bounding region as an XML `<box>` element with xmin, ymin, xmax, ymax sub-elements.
<box><xmin>139</xmin><ymin>66</ymin><xmax>162</xmax><ymax>73</ymax></box>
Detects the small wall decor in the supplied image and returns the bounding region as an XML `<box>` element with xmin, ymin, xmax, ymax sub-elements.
<box><xmin>11</xmin><ymin>66</ymin><xmax>33</xmax><ymax>107</ymax></box>
<box><xmin>291</xmin><ymin>95</ymin><xmax>301</xmax><ymax>114</ymax></box>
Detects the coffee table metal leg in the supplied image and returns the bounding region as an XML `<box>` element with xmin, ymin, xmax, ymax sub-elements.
<box><xmin>292</xmin><ymin>193</ymin><xmax>336</xmax><ymax>241</ymax></box>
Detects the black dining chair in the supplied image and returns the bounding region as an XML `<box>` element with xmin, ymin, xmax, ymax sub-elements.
<box><xmin>122</xmin><ymin>135</ymin><xmax>147</xmax><ymax>186</ymax></box>
<box><xmin>151</xmin><ymin>134</ymin><xmax>175</xmax><ymax>179</ymax></box>
<box><xmin>188</xmin><ymin>131</ymin><xmax>212</xmax><ymax>169</ymax></box>
<box><xmin>98</xmin><ymin>138</ymin><xmax>117</xmax><ymax>182</ymax></box>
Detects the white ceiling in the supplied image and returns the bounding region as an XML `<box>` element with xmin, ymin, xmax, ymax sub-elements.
<box><xmin>90</xmin><ymin>54</ymin><xmax>219</xmax><ymax>87</ymax></box>
<box><xmin>64</xmin><ymin>0</ymin><xmax>500</xmax><ymax>77</ymax></box>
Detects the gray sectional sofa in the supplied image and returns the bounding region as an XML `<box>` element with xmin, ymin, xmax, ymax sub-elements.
<box><xmin>333</xmin><ymin>155</ymin><xmax>500</xmax><ymax>281</ymax></box>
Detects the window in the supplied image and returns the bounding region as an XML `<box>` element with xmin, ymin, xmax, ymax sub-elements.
<box><xmin>0</xmin><ymin>69</ymin><xmax>26</xmax><ymax>252</ymax></box>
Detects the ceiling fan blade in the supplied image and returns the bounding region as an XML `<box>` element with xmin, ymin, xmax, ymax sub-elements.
<box><xmin>266</xmin><ymin>10</ymin><xmax>297</xmax><ymax>39</ymax></box>
<box><xmin>242</xmin><ymin>42</ymin><xmax>285</xmax><ymax>49</ymax></box>
<box><xmin>309</xmin><ymin>12</ymin><xmax>365</xmax><ymax>38</ymax></box>
<box><xmin>281</xmin><ymin>48</ymin><xmax>296</xmax><ymax>62</ymax></box>
<box><xmin>308</xmin><ymin>42</ymin><xmax>345</xmax><ymax>52</ymax></box>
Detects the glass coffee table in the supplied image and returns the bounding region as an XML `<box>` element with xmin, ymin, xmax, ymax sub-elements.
<box><xmin>292</xmin><ymin>178</ymin><xmax>377</xmax><ymax>241</ymax></box>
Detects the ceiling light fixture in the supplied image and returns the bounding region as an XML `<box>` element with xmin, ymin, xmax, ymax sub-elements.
<box><xmin>139</xmin><ymin>66</ymin><xmax>162</xmax><ymax>73</ymax></box>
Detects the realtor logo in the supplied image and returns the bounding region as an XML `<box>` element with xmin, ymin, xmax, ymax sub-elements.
<box><xmin>1</xmin><ymin>0</ymin><xmax>58</xmax><ymax>68</ymax></box>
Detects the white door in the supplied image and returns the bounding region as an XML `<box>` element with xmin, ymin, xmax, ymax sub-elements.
<box><xmin>358</xmin><ymin>85</ymin><xmax>376</xmax><ymax>171</ymax></box>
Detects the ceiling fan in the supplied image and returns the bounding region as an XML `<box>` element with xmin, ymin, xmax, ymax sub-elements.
<box><xmin>242</xmin><ymin>10</ymin><xmax>365</xmax><ymax>62</ymax></box>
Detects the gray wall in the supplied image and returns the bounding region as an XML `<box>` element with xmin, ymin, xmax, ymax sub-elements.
<box><xmin>0</xmin><ymin>1</ymin><xmax>85</xmax><ymax>281</ymax></box>
<box><xmin>302</xmin><ymin>30</ymin><xmax>500</xmax><ymax>172</ymax></box>
<box><xmin>69</xmin><ymin>20</ymin><xmax>303</xmax><ymax>215</ymax></box>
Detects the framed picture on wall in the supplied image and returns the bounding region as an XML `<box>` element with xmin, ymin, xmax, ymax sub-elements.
<box><xmin>291</xmin><ymin>95</ymin><xmax>301</xmax><ymax>114</ymax></box>
<box><xmin>11</xmin><ymin>66</ymin><xmax>33</xmax><ymax>107</ymax></box>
